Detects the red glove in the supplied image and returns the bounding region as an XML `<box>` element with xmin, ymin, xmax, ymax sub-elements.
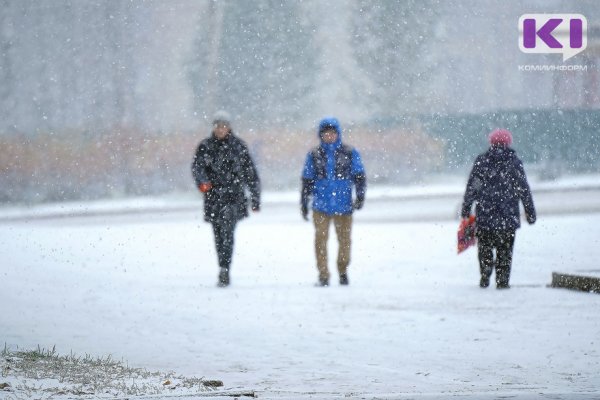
<box><xmin>198</xmin><ymin>182</ymin><xmax>212</xmax><ymax>193</ymax></box>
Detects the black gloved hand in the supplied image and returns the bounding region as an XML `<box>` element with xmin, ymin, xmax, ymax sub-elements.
<box><xmin>526</xmin><ymin>213</ymin><xmax>536</xmax><ymax>225</ymax></box>
<box><xmin>301</xmin><ymin>204</ymin><xmax>309</xmax><ymax>221</ymax></box>
<box><xmin>251</xmin><ymin>199</ymin><xmax>260</xmax><ymax>212</ymax></box>
<box><xmin>353</xmin><ymin>197</ymin><xmax>364</xmax><ymax>210</ymax></box>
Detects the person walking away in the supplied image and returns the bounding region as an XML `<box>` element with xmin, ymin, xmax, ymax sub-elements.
<box><xmin>301</xmin><ymin>117</ymin><xmax>366</xmax><ymax>286</ymax></box>
<box><xmin>192</xmin><ymin>111</ymin><xmax>261</xmax><ymax>287</ymax></box>
<box><xmin>461</xmin><ymin>128</ymin><xmax>536</xmax><ymax>289</ymax></box>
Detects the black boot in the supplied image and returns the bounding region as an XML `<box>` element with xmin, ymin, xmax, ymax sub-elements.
<box><xmin>315</xmin><ymin>277</ymin><xmax>329</xmax><ymax>287</ymax></box>
<box><xmin>480</xmin><ymin>275</ymin><xmax>490</xmax><ymax>288</ymax></box>
<box><xmin>339</xmin><ymin>273</ymin><xmax>349</xmax><ymax>286</ymax></box>
<box><xmin>479</xmin><ymin>259</ymin><xmax>493</xmax><ymax>288</ymax></box>
<box><xmin>218</xmin><ymin>267</ymin><xmax>230</xmax><ymax>287</ymax></box>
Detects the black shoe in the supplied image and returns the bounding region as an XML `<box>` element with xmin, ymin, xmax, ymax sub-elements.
<box><xmin>496</xmin><ymin>283</ymin><xmax>510</xmax><ymax>289</ymax></box>
<box><xmin>339</xmin><ymin>273</ymin><xmax>349</xmax><ymax>286</ymax></box>
<box><xmin>218</xmin><ymin>268</ymin><xmax>230</xmax><ymax>287</ymax></box>
<box><xmin>315</xmin><ymin>278</ymin><xmax>329</xmax><ymax>287</ymax></box>
<box><xmin>480</xmin><ymin>276</ymin><xmax>490</xmax><ymax>288</ymax></box>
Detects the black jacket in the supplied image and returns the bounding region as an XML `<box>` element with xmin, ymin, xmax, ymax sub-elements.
<box><xmin>192</xmin><ymin>133</ymin><xmax>260</xmax><ymax>223</ymax></box>
<box><xmin>461</xmin><ymin>146</ymin><xmax>536</xmax><ymax>231</ymax></box>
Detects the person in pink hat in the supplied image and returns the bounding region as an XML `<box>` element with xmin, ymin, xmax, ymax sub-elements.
<box><xmin>461</xmin><ymin>128</ymin><xmax>536</xmax><ymax>289</ymax></box>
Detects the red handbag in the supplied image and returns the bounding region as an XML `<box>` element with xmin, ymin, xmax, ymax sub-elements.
<box><xmin>457</xmin><ymin>215</ymin><xmax>476</xmax><ymax>254</ymax></box>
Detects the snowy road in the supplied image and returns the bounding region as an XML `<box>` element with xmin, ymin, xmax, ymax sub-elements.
<box><xmin>1</xmin><ymin>187</ymin><xmax>600</xmax><ymax>399</ymax></box>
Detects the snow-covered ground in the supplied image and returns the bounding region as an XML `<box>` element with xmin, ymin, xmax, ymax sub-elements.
<box><xmin>1</xmin><ymin>180</ymin><xmax>600</xmax><ymax>399</ymax></box>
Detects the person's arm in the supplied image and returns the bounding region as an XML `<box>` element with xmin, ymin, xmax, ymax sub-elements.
<box><xmin>191</xmin><ymin>143</ymin><xmax>211</xmax><ymax>192</ymax></box>
<box><xmin>351</xmin><ymin>149</ymin><xmax>366</xmax><ymax>210</ymax></box>
<box><xmin>461</xmin><ymin>159</ymin><xmax>481</xmax><ymax>218</ymax></box>
<box><xmin>514</xmin><ymin>159</ymin><xmax>536</xmax><ymax>224</ymax></box>
<box><xmin>241</xmin><ymin>145</ymin><xmax>261</xmax><ymax>211</ymax></box>
<box><xmin>301</xmin><ymin>152</ymin><xmax>315</xmax><ymax>220</ymax></box>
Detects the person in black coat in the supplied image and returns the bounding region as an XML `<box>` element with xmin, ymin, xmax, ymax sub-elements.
<box><xmin>191</xmin><ymin>111</ymin><xmax>261</xmax><ymax>287</ymax></box>
<box><xmin>461</xmin><ymin>129</ymin><xmax>536</xmax><ymax>289</ymax></box>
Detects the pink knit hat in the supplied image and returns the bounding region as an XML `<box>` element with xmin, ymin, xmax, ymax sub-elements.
<box><xmin>489</xmin><ymin>128</ymin><xmax>513</xmax><ymax>146</ymax></box>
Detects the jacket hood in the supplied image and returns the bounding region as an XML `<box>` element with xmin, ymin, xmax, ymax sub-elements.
<box><xmin>487</xmin><ymin>145</ymin><xmax>516</xmax><ymax>161</ymax></box>
<box><xmin>318</xmin><ymin>117</ymin><xmax>342</xmax><ymax>147</ymax></box>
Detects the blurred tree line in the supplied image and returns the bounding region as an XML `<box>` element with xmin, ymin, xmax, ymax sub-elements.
<box><xmin>0</xmin><ymin>1</ymin><xmax>441</xmax><ymax>134</ymax></box>
<box><xmin>1</xmin><ymin>110</ymin><xmax>598</xmax><ymax>203</ymax></box>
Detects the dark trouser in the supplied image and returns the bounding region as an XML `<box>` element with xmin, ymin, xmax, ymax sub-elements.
<box><xmin>211</xmin><ymin>205</ymin><xmax>237</xmax><ymax>269</ymax></box>
<box><xmin>477</xmin><ymin>229</ymin><xmax>516</xmax><ymax>287</ymax></box>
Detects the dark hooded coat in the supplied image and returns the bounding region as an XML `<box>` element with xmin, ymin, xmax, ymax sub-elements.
<box><xmin>461</xmin><ymin>145</ymin><xmax>536</xmax><ymax>231</ymax></box>
<box><xmin>192</xmin><ymin>132</ymin><xmax>260</xmax><ymax>223</ymax></box>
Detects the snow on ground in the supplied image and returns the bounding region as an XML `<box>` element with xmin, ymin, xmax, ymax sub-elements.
<box><xmin>1</xmin><ymin>182</ymin><xmax>600</xmax><ymax>399</ymax></box>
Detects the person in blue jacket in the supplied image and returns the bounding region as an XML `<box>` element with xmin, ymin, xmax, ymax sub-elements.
<box><xmin>301</xmin><ymin>117</ymin><xmax>366</xmax><ymax>286</ymax></box>
<box><xmin>461</xmin><ymin>128</ymin><xmax>536</xmax><ymax>289</ymax></box>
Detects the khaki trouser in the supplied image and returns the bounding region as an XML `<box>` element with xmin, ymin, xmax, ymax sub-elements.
<box><xmin>313</xmin><ymin>211</ymin><xmax>352</xmax><ymax>282</ymax></box>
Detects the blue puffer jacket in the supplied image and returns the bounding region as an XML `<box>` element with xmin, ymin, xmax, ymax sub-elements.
<box><xmin>461</xmin><ymin>145</ymin><xmax>536</xmax><ymax>231</ymax></box>
<box><xmin>301</xmin><ymin>118</ymin><xmax>366</xmax><ymax>215</ymax></box>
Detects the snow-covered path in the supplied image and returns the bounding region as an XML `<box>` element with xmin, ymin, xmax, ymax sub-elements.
<box><xmin>1</xmin><ymin>190</ymin><xmax>600</xmax><ymax>398</ymax></box>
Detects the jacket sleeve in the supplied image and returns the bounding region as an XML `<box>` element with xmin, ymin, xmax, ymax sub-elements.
<box><xmin>301</xmin><ymin>152</ymin><xmax>315</xmax><ymax>210</ymax></box>
<box><xmin>351</xmin><ymin>149</ymin><xmax>366</xmax><ymax>201</ymax></box>
<box><xmin>514</xmin><ymin>158</ymin><xmax>536</xmax><ymax>223</ymax></box>
<box><xmin>241</xmin><ymin>144</ymin><xmax>261</xmax><ymax>209</ymax></box>
<box><xmin>461</xmin><ymin>159</ymin><xmax>482</xmax><ymax>218</ymax></box>
<box><xmin>191</xmin><ymin>143</ymin><xmax>209</xmax><ymax>186</ymax></box>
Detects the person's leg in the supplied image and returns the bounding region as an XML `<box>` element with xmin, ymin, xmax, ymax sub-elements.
<box><xmin>211</xmin><ymin>221</ymin><xmax>228</xmax><ymax>286</ymax></box>
<box><xmin>313</xmin><ymin>211</ymin><xmax>331</xmax><ymax>285</ymax></box>
<box><xmin>495</xmin><ymin>230</ymin><xmax>516</xmax><ymax>288</ymax></box>
<box><xmin>477</xmin><ymin>230</ymin><xmax>494</xmax><ymax>288</ymax></box>
<box><xmin>333</xmin><ymin>214</ymin><xmax>352</xmax><ymax>284</ymax></box>
<box><xmin>213</xmin><ymin>206</ymin><xmax>236</xmax><ymax>286</ymax></box>
<box><xmin>211</xmin><ymin>221</ymin><xmax>225</xmax><ymax>267</ymax></box>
